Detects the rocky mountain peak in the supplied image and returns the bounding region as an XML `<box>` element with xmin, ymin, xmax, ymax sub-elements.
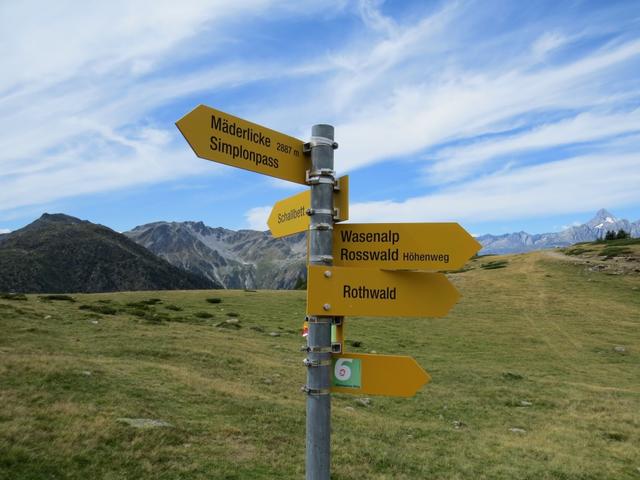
<box><xmin>478</xmin><ymin>208</ymin><xmax>638</xmax><ymax>254</ymax></box>
<box><xmin>36</xmin><ymin>213</ymin><xmax>86</xmax><ymax>226</ymax></box>
<box><xmin>0</xmin><ymin>214</ymin><xmax>218</xmax><ymax>293</ymax></box>
<box><xmin>588</xmin><ymin>209</ymin><xmax>618</xmax><ymax>228</ymax></box>
<box><xmin>125</xmin><ymin>220</ymin><xmax>307</xmax><ymax>289</ymax></box>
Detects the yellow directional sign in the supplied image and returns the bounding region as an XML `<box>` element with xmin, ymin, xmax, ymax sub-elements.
<box><xmin>306</xmin><ymin>265</ymin><xmax>460</xmax><ymax>317</ymax></box>
<box><xmin>331</xmin><ymin>353</ymin><xmax>430</xmax><ymax>397</ymax></box>
<box><xmin>176</xmin><ymin>104</ymin><xmax>310</xmax><ymax>184</ymax></box>
<box><xmin>333</xmin><ymin>223</ymin><xmax>481</xmax><ymax>271</ymax></box>
<box><xmin>268</xmin><ymin>176</ymin><xmax>349</xmax><ymax>238</ymax></box>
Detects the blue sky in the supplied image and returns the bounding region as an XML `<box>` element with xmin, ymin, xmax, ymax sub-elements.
<box><xmin>1</xmin><ymin>0</ymin><xmax>639</xmax><ymax>236</ymax></box>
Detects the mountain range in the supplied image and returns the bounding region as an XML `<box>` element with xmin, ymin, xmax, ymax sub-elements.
<box><xmin>0</xmin><ymin>214</ymin><xmax>219</xmax><ymax>293</ymax></box>
<box><xmin>0</xmin><ymin>209</ymin><xmax>638</xmax><ymax>293</ymax></box>
<box><xmin>478</xmin><ymin>209</ymin><xmax>640</xmax><ymax>254</ymax></box>
<box><xmin>124</xmin><ymin>221</ymin><xmax>306</xmax><ymax>290</ymax></box>
<box><xmin>122</xmin><ymin>208</ymin><xmax>638</xmax><ymax>288</ymax></box>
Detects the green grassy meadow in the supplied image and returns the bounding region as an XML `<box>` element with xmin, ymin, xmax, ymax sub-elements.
<box><xmin>1</xmin><ymin>250</ymin><xmax>639</xmax><ymax>479</ymax></box>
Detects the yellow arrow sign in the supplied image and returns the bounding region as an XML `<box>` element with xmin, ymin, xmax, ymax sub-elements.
<box><xmin>176</xmin><ymin>104</ymin><xmax>310</xmax><ymax>184</ymax></box>
<box><xmin>331</xmin><ymin>353</ymin><xmax>430</xmax><ymax>397</ymax></box>
<box><xmin>306</xmin><ymin>265</ymin><xmax>460</xmax><ymax>317</ymax></box>
<box><xmin>268</xmin><ymin>176</ymin><xmax>349</xmax><ymax>238</ymax></box>
<box><xmin>333</xmin><ymin>223</ymin><xmax>481</xmax><ymax>271</ymax></box>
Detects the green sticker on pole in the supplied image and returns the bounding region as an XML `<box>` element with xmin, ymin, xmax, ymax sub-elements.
<box><xmin>332</xmin><ymin>358</ymin><xmax>361</xmax><ymax>388</ymax></box>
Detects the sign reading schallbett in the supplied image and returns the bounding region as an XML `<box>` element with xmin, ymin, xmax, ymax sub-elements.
<box><xmin>176</xmin><ymin>104</ymin><xmax>310</xmax><ymax>184</ymax></box>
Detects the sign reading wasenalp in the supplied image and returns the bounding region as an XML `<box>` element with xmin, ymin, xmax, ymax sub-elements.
<box><xmin>176</xmin><ymin>105</ymin><xmax>310</xmax><ymax>184</ymax></box>
<box><xmin>331</xmin><ymin>353</ymin><xmax>430</xmax><ymax>397</ymax></box>
<box><xmin>268</xmin><ymin>176</ymin><xmax>349</xmax><ymax>238</ymax></box>
<box><xmin>307</xmin><ymin>265</ymin><xmax>459</xmax><ymax>317</ymax></box>
<box><xmin>333</xmin><ymin>223</ymin><xmax>481</xmax><ymax>271</ymax></box>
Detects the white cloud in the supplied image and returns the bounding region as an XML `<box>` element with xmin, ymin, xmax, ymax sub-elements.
<box><xmin>349</xmin><ymin>153</ymin><xmax>640</xmax><ymax>224</ymax></box>
<box><xmin>532</xmin><ymin>32</ymin><xmax>567</xmax><ymax>60</ymax></box>
<box><xmin>0</xmin><ymin>128</ymin><xmax>215</xmax><ymax>213</ymax></box>
<box><xmin>333</xmin><ymin>38</ymin><xmax>640</xmax><ymax>174</ymax></box>
<box><xmin>426</xmin><ymin>108</ymin><xmax>640</xmax><ymax>184</ymax></box>
<box><xmin>357</xmin><ymin>0</ymin><xmax>397</xmax><ymax>36</ymax></box>
<box><xmin>245</xmin><ymin>206</ymin><xmax>271</xmax><ymax>231</ymax></box>
<box><xmin>0</xmin><ymin>0</ymin><xmax>341</xmax><ymax>216</ymax></box>
<box><xmin>1</xmin><ymin>0</ymin><xmax>639</xmax><ymax>226</ymax></box>
<box><xmin>560</xmin><ymin>221</ymin><xmax>582</xmax><ymax>230</ymax></box>
<box><xmin>0</xmin><ymin>229</ymin><xmax>11</xmax><ymax>234</ymax></box>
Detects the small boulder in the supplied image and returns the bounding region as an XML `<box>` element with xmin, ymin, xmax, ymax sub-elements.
<box><xmin>117</xmin><ymin>418</ymin><xmax>172</xmax><ymax>429</ymax></box>
<box><xmin>452</xmin><ymin>420</ymin><xmax>466</xmax><ymax>430</ymax></box>
<box><xmin>509</xmin><ymin>427</ymin><xmax>527</xmax><ymax>434</ymax></box>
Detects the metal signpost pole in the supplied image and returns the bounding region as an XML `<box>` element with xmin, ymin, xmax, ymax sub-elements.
<box><xmin>304</xmin><ymin>124</ymin><xmax>337</xmax><ymax>480</ymax></box>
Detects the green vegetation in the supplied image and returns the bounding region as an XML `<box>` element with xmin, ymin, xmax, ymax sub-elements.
<box><xmin>164</xmin><ymin>304</ymin><xmax>183</xmax><ymax>311</ymax></box>
<box><xmin>604</xmin><ymin>229</ymin><xmax>631</xmax><ymax>241</ymax></box>
<box><xmin>480</xmin><ymin>259</ymin><xmax>508</xmax><ymax>270</ymax></box>
<box><xmin>205</xmin><ymin>297</ymin><xmax>222</xmax><ymax>304</ymax></box>
<box><xmin>78</xmin><ymin>304</ymin><xmax>118</xmax><ymax>315</ymax></box>
<box><xmin>600</xmin><ymin>246</ymin><xmax>633</xmax><ymax>259</ymax></box>
<box><xmin>1</xmin><ymin>253</ymin><xmax>638</xmax><ymax>479</ymax></box>
<box><xmin>564</xmin><ymin>247</ymin><xmax>593</xmax><ymax>256</ymax></box>
<box><xmin>38</xmin><ymin>294</ymin><xmax>76</xmax><ymax>302</ymax></box>
<box><xmin>602</xmin><ymin>237</ymin><xmax>640</xmax><ymax>247</ymax></box>
<box><xmin>0</xmin><ymin>292</ymin><xmax>27</xmax><ymax>301</ymax></box>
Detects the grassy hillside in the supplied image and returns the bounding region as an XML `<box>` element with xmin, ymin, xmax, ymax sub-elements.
<box><xmin>1</xmin><ymin>249</ymin><xmax>639</xmax><ymax>479</ymax></box>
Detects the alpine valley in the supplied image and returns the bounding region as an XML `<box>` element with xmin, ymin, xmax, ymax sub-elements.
<box><xmin>0</xmin><ymin>209</ymin><xmax>638</xmax><ymax>293</ymax></box>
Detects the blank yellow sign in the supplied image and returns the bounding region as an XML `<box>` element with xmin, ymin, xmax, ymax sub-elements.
<box><xmin>333</xmin><ymin>223</ymin><xmax>481</xmax><ymax>271</ymax></box>
<box><xmin>268</xmin><ymin>176</ymin><xmax>349</xmax><ymax>238</ymax></box>
<box><xmin>176</xmin><ymin>104</ymin><xmax>310</xmax><ymax>184</ymax></box>
<box><xmin>331</xmin><ymin>353</ymin><xmax>430</xmax><ymax>397</ymax></box>
<box><xmin>306</xmin><ymin>265</ymin><xmax>460</xmax><ymax>318</ymax></box>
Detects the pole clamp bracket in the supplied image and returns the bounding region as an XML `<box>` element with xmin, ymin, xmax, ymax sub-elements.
<box><xmin>310</xmin><ymin>208</ymin><xmax>333</xmax><ymax>216</ymax></box>
<box><xmin>306</xmin><ymin>169</ymin><xmax>336</xmax><ymax>185</ymax></box>
<box><xmin>303</xmin><ymin>137</ymin><xmax>339</xmax><ymax>153</ymax></box>
<box><xmin>306</xmin><ymin>316</ymin><xmax>331</xmax><ymax>324</ymax></box>
<box><xmin>303</xmin><ymin>358</ymin><xmax>332</xmax><ymax>368</ymax></box>
<box><xmin>300</xmin><ymin>345</ymin><xmax>333</xmax><ymax>353</ymax></box>
<box><xmin>310</xmin><ymin>223</ymin><xmax>333</xmax><ymax>231</ymax></box>
<box><xmin>301</xmin><ymin>385</ymin><xmax>331</xmax><ymax>396</ymax></box>
<box><xmin>309</xmin><ymin>254</ymin><xmax>333</xmax><ymax>263</ymax></box>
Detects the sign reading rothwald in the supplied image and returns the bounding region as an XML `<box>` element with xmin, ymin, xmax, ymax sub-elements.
<box><xmin>268</xmin><ymin>176</ymin><xmax>349</xmax><ymax>238</ymax></box>
<box><xmin>176</xmin><ymin>104</ymin><xmax>310</xmax><ymax>184</ymax></box>
<box><xmin>306</xmin><ymin>265</ymin><xmax>460</xmax><ymax>317</ymax></box>
<box><xmin>332</xmin><ymin>353</ymin><xmax>430</xmax><ymax>397</ymax></box>
<box><xmin>333</xmin><ymin>223</ymin><xmax>481</xmax><ymax>271</ymax></box>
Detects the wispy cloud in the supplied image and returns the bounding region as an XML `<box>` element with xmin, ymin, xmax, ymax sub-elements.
<box><xmin>1</xmin><ymin>0</ymin><xmax>639</xmax><ymax>232</ymax></box>
<box><xmin>349</xmin><ymin>152</ymin><xmax>640</xmax><ymax>225</ymax></box>
<box><xmin>245</xmin><ymin>206</ymin><xmax>271</xmax><ymax>231</ymax></box>
<box><xmin>0</xmin><ymin>0</ymin><xmax>342</xmax><ymax>216</ymax></box>
<box><xmin>426</xmin><ymin>108</ymin><xmax>640</xmax><ymax>184</ymax></box>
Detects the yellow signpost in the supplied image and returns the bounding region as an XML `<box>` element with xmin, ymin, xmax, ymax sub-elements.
<box><xmin>331</xmin><ymin>352</ymin><xmax>430</xmax><ymax>397</ymax></box>
<box><xmin>333</xmin><ymin>223</ymin><xmax>481</xmax><ymax>271</ymax></box>
<box><xmin>176</xmin><ymin>104</ymin><xmax>310</xmax><ymax>184</ymax></box>
<box><xmin>306</xmin><ymin>265</ymin><xmax>460</xmax><ymax>317</ymax></box>
<box><xmin>268</xmin><ymin>176</ymin><xmax>349</xmax><ymax>238</ymax></box>
<box><xmin>176</xmin><ymin>105</ymin><xmax>478</xmax><ymax>478</ymax></box>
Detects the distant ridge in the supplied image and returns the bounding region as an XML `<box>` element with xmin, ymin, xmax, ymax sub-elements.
<box><xmin>124</xmin><ymin>221</ymin><xmax>306</xmax><ymax>289</ymax></box>
<box><xmin>478</xmin><ymin>209</ymin><xmax>640</xmax><ymax>254</ymax></box>
<box><xmin>0</xmin><ymin>213</ymin><xmax>220</xmax><ymax>293</ymax></box>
